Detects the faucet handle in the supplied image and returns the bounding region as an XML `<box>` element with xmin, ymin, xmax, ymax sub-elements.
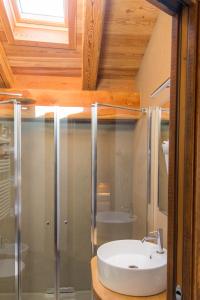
<box><xmin>149</xmin><ymin>230</ymin><xmax>159</xmax><ymax>237</ymax></box>
<box><xmin>149</xmin><ymin>228</ymin><xmax>163</xmax><ymax>237</ymax></box>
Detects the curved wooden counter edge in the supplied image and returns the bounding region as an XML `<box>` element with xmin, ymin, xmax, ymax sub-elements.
<box><xmin>91</xmin><ymin>257</ymin><xmax>166</xmax><ymax>300</ymax></box>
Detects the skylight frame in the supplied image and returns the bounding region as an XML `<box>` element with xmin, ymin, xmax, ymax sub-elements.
<box><xmin>0</xmin><ymin>0</ymin><xmax>76</xmax><ymax>49</ymax></box>
<box><xmin>11</xmin><ymin>0</ymin><xmax>69</xmax><ymax>27</ymax></box>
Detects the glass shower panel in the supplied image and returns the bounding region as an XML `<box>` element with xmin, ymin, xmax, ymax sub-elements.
<box><xmin>59</xmin><ymin>107</ymin><xmax>92</xmax><ymax>300</ymax></box>
<box><xmin>20</xmin><ymin>106</ymin><xmax>55</xmax><ymax>300</ymax></box>
<box><xmin>0</xmin><ymin>102</ymin><xmax>19</xmax><ymax>300</ymax></box>
<box><xmin>158</xmin><ymin>109</ymin><xmax>170</xmax><ymax>215</ymax></box>
<box><xmin>93</xmin><ymin>105</ymin><xmax>148</xmax><ymax>250</ymax></box>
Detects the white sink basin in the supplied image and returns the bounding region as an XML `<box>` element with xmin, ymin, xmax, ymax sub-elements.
<box><xmin>96</xmin><ymin>211</ymin><xmax>137</xmax><ymax>224</ymax></box>
<box><xmin>0</xmin><ymin>259</ymin><xmax>25</xmax><ymax>278</ymax></box>
<box><xmin>0</xmin><ymin>243</ymin><xmax>29</xmax><ymax>255</ymax></box>
<box><xmin>97</xmin><ymin>240</ymin><xmax>167</xmax><ymax>296</ymax></box>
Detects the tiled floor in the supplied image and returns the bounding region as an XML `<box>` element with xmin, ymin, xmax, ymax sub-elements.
<box><xmin>0</xmin><ymin>291</ymin><xmax>92</xmax><ymax>300</ymax></box>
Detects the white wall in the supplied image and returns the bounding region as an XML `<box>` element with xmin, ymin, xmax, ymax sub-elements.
<box><xmin>136</xmin><ymin>11</ymin><xmax>172</xmax><ymax>247</ymax></box>
<box><xmin>136</xmin><ymin>12</ymin><xmax>172</xmax><ymax>108</ymax></box>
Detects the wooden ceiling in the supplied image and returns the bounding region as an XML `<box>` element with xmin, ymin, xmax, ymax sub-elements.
<box><xmin>0</xmin><ymin>0</ymin><xmax>159</xmax><ymax>91</ymax></box>
<box><xmin>99</xmin><ymin>0</ymin><xmax>159</xmax><ymax>80</ymax></box>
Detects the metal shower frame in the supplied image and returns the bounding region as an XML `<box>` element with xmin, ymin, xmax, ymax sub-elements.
<box><xmin>0</xmin><ymin>100</ymin><xmax>153</xmax><ymax>298</ymax></box>
<box><xmin>0</xmin><ymin>101</ymin><xmax>62</xmax><ymax>300</ymax></box>
<box><xmin>91</xmin><ymin>103</ymin><xmax>150</xmax><ymax>256</ymax></box>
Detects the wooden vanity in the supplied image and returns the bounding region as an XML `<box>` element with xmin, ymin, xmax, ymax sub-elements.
<box><xmin>91</xmin><ymin>257</ymin><xmax>166</xmax><ymax>300</ymax></box>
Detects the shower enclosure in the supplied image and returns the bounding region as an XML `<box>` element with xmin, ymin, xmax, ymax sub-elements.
<box><xmin>91</xmin><ymin>104</ymin><xmax>149</xmax><ymax>254</ymax></box>
<box><xmin>0</xmin><ymin>100</ymin><xmax>150</xmax><ymax>300</ymax></box>
<box><xmin>0</xmin><ymin>101</ymin><xmax>92</xmax><ymax>300</ymax></box>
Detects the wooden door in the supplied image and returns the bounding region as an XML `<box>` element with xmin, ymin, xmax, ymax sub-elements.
<box><xmin>146</xmin><ymin>1</ymin><xmax>199</xmax><ymax>299</ymax></box>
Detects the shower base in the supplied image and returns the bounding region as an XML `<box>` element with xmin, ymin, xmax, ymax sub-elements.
<box><xmin>0</xmin><ymin>290</ymin><xmax>92</xmax><ymax>300</ymax></box>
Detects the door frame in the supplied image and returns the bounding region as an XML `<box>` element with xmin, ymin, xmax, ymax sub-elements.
<box><xmin>146</xmin><ymin>1</ymin><xmax>199</xmax><ymax>299</ymax></box>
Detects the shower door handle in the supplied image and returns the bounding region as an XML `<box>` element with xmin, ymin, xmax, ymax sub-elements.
<box><xmin>45</xmin><ymin>220</ymin><xmax>50</xmax><ymax>225</ymax></box>
<box><xmin>64</xmin><ymin>220</ymin><xmax>68</xmax><ymax>224</ymax></box>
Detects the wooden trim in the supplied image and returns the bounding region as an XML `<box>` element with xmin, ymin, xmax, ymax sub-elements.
<box><xmin>167</xmin><ymin>14</ymin><xmax>181</xmax><ymax>300</ymax></box>
<box><xmin>182</xmin><ymin>2</ymin><xmax>199</xmax><ymax>300</ymax></box>
<box><xmin>176</xmin><ymin>6</ymin><xmax>188</xmax><ymax>289</ymax></box>
<box><xmin>82</xmin><ymin>0</ymin><xmax>105</xmax><ymax>90</ymax></box>
<box><xmin>0</xmin><ymin>0</ymin><xmax>15</xmax><ymax>44</ymax></box>
<box><xmin>67</xmin><ymin>0</ymin><xmax>77</xmax><ymax>49</ymax></box>
<box><xmin>148</xmin><ymin>1</ymin><xmax>198</xmax><ymax>300</ymax></box>
<box><xmin>146</xmin><ymin>0</ymin><xmax>181</xmax><ymax>15</ymax></box>
<box><xmin>0</xmin><ymin>42</ymin><xmax>14</xmax><ymax>88</ymax></box>
<box><xmin>0</xmin><ymin>88</ymin><xmax>140</xmax><ymax>107</ymax></box>
<box><xmin>147</xmin><ymin>0</ymin><xmax>193</xmax><ymax>16</ymax></box>
<box><xmin>166</xmin><ymin>2</ymin><xmax>199</xmax><ymax>300</ymax></box>
<box><xmin>193</xmin><ymin>5</ymin><xmax>200</xmax><ymax>298</ymax></box>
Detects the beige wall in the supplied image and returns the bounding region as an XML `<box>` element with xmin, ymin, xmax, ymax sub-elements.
<box><xmin>136</xmin><ymin>11</ymin><xmax>172</xmax><ymax>247</ymax></box>
<box><xmin>136</xmin><ymin>12</ymin><xmax>172</xmax><ymax>107</ymax></box>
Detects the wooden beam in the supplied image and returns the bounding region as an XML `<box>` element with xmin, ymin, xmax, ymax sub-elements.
<box><xmin>0</xmin><ymin>42</ymin><xmax>14</xmax><ymax>88</ymax></box>
<box><xmin>0</xmin><ymin>88</ymin><xmax>140</xmax><ymax>108</ymax></box>
<box><xmin>12</xmin><ymin>75</ymin><xmax>138</xmax><ymax>92</ymax></box>
<box><xmin>82</xmin><ymin>0</ymin><xmax>105</xmax><ymax>90</ymax></box>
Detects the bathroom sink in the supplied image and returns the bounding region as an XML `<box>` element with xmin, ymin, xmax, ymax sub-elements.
<box><xmin>0</xmin><ymin>259</ymin><xmax>25</xmax><ymax>278</ymax></box>
<box><xmin>97</xmin><ymin>240</ymin><xmax>167</xmax><ymax>296</ymax></box>
<box><xmin>0</xmin><ymin>243</ymin><xmax>29</xmax><ymax>255</ymax></box>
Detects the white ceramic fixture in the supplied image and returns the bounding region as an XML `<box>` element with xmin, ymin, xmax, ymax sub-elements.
<box><xmin>96</xmin><ymin>211</ymin><xmax>137</xmax><ymax>224</ymax></box>
<box><xmin>0</xmin><ymin>259</ymin><xmax>25</xmax><ymax>278</ymax></box>
<box><xmin>0</xmin><ymin>243</ymin><xmax>29</xmax><ymax>255</ymax></box>
<box><xmin>97</xmin><ymin>240</ymin><xmax>167</xmax><ymax>296</ymax></box>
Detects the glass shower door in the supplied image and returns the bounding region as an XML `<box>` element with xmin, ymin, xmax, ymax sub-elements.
<box><xmin>20</xmin><ymin>106</ymin><xmax>56</xmax><ymax>300</ymax></box>
<box><xmin>20</xmin><ymin>105</ymin><xmax>92</xmax><ymax>300</ymax></box>
<box><xmin>92</xmin><ymin>104</ymin><xmax>149</xmax><ymax>253</ymax></box>
<box><xmin>58</xmin><ymin>107</ymin><xmax>92</xmax><ymax>300</ymax></box>
<box><xmin>0</xmin><ymin>101</ymin><xmax>21</xmax><ymax>300</ymax></box>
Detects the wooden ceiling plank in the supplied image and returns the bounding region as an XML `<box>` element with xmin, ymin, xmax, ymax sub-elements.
<box><xmin>0</xmin><ymin>42</ymin><xmax>14</xmax><ymax>88</ymax></box>
<box><xmin>0</xmin><ymin>89</ymin><xmax>140</xmax><ymax>108</ymax></box>
<box><xmin>99</xmin><ymin>0</ymin><xmax>159</xmax><ymax>81</ymax></box>
<box><xmin>82</xmin><ymin>0</ymin><xmax>106</xmax><ymax>90</ymax></box>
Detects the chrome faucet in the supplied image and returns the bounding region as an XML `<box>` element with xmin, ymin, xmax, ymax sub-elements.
<box><xmin>141</xmin><ymin>228</ymin><xmax>164</xmax><ymax>254</ymax></box>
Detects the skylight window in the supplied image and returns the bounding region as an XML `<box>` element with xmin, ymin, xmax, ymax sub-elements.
<box><xmin>18</xmin><ymin>0</ymin><xmax>65</xmax><ymax>23</ymax></box>
<box><xmin>0</xmin><ymin>0</ymin><xmax>76</xmax><ymax>48</ymax></box>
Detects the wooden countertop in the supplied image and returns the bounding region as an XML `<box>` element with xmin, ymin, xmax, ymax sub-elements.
<box><xmin>91</xmin><ymin>257</ymin><xmax>166</xmax><ymax>300</ymax></box>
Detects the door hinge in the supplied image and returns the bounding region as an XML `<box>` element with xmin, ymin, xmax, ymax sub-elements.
<box><xmin>176</xmin><ymin>285</ymin><xmax>182</xmax><ymax>300</ymax></box>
